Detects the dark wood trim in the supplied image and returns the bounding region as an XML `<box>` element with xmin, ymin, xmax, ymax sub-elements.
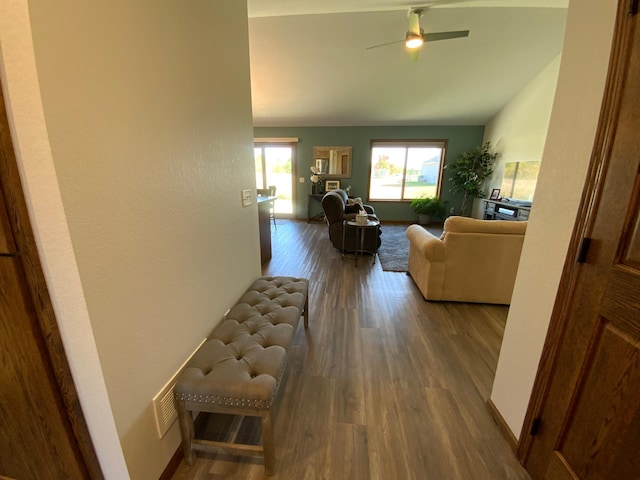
<box><xmin>0</xmin><ymin>81</ymin><xmax>104</xmax><ymax>478</ymax></box>
<box><xmin>159</xmin><ymin>445</ymin><xmax>183</xmax><ymax>480</ymax></box>
<box><xmin>160</xmin><ymin>412</ymin><xmax>211</xmax><ymax>479</ymax></box>
<box><xmin>486</xmin><ymin>399</ymin><xmax>518</xmax><ymax>452</ymax></box>
<box><xmin>517</xmin><ymin>0</ymin><xmax>635</xmax><ymax>464</ymax></box>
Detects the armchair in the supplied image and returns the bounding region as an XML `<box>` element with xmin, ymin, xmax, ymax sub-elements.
<box><xmin>406</xmin><ymin>216</ymin><xmax>526</xmax><ymax>304</ymax></box>
<box><xmin>321</xmin><ymin>189</ymin><xmax>381</xmax><ymax>252</ymax></box>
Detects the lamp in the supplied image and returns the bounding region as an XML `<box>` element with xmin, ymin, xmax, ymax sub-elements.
<box><xmin>405</xmin><ymin>8</ymin><xmax>424</xmax><ymax>49</ymax></box>
<box><xmin>405</xmin><ymin>32</ymin><xmax>424</xmax><ymax>49</ymax></box>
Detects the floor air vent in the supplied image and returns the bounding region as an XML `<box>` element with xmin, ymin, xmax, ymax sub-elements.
<box><xmin>152</xmin><ymin>338</ymin><xmax>207</xmax><ymax>438</ymax></box>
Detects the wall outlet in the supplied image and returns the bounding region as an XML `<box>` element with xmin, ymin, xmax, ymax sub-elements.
<box><xmin>241</xmin><ymin>189</ymin><xmax>252</xmax><ymax>207</ymax></box>
<box><xmin>299</xmin><ymin>177</ymin><xmax>305</xmax><ymax>183</ymax></box>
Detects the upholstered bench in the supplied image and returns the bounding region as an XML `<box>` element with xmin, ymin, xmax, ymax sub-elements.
<box><xmin>174</xmin><ymin>276</ymin><xmax>309</xmax><ymax>474</ymax></box>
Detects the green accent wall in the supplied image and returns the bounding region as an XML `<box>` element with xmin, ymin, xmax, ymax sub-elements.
<box><xmin>254</xmin><ymin>125</ymin><xmax>485</xmax><ymax>222</ymax></box>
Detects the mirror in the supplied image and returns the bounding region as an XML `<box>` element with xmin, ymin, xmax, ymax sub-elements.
<box><xmin>313</xmin><ymin>146</ymin><xmax>352</xmax><ymax>178</ymax></box>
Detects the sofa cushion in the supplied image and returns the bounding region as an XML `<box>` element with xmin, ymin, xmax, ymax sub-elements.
<box><xmin>344</xmin><ymin>204</ymin><xmax>361</xmax><ymax>214</ymax></box>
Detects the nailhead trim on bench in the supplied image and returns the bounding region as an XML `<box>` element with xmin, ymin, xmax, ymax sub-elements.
<box><xmin>175</xmin><ymin>352</ymin><xmax>289</xmax><ymax>410</ymax></box>
<box><xmin>176</xmin><ymin>393</ymin><xmax>272</xmax><ymax>409</ymax></box>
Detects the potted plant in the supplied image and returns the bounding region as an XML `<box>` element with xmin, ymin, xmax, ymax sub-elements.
<box><xmin>446</xmin><ymin>141</ymin><xmax>498</xmax><ymax>215</ymax></box>
<box><xmin>410</xmin><ymin>196</ymin><xmax>448</xmax><ymax>225</ymax></box>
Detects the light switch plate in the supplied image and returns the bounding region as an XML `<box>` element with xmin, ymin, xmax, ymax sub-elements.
<box><xmin>299</xmin><ymin>177</ymin><xmax>305</xmax><ymax>183</ymax></box>
<box><xmin>241</xmin><ymin>189</ymin><xmax>252</xmax><ymax>207</ymax></box>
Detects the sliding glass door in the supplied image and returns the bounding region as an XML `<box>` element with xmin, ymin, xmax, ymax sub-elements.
<box><xmin>254</xmin><ymin>143</ymin><xmax>295</xmax><ymax>216</ymax></box>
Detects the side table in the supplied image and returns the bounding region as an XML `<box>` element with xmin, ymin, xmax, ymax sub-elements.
<box><xmin>307</xmin><ymin>194</ymin><xmax>325</xmax><ymax>223</ymax></box>
<box><xmin>342</xmin><ymin>219</ymin><xmax>380</xmax><ymax>267</ymax></box>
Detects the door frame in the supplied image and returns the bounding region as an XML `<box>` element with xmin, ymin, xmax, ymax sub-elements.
<box><xmin>517</xmin><ymin>0</ymin><xmax>635</xmax><ymax>464</ymax></box>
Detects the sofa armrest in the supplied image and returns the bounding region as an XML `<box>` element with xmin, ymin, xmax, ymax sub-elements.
<box><xmin>406</xmin><ymin>225</ymin><xmax>446</xmax><ymax>261</ymax></box>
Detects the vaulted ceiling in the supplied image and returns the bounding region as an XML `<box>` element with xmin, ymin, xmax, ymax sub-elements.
<box><xmin>247</xmin><ymin>0</ymin><xmax>568</xmax><ymax>127</ymax></box>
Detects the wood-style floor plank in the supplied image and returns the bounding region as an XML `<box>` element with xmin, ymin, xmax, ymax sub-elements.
<box><xmin>170</xmin><ymin>220</ymin><xmax>530</xmax><ymax>480</ymax></box>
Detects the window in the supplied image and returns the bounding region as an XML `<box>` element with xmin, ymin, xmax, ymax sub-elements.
<box><xmin>500</xmin><ymin>161</ymin><xmax>540</xmax><ymax>201</ymax></box>
<box><xmin>369</xmin><ymin>140</ymin><xmax>446</xmax><ymax>201</ymax></box>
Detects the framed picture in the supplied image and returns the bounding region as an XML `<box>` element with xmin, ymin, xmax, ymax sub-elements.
<box><xmin>325</xmin><ymin>180</ymin><xmax>341</xmax><ymax>191</ymax></box>
<box><xmin>490</xmin><ymin>188</ymin><xmax>501</xmax><ymax>200</ymax></box>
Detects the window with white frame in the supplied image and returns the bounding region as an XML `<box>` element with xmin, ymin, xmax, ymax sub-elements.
<box><xmin>368</xmin><ymin>140</ymin><xmax>446</xmax><ymax>201</ymax></box>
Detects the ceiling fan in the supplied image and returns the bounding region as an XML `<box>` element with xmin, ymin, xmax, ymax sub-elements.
<box><xmin>366</xmin><ymin>7</ymin><xmax>469</xmax><ymax>56</ymax></box>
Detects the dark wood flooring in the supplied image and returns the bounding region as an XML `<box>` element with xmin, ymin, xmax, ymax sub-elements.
<box><xmin>170</xmin><ymin>219</ymin><xmax>530</xmax><ymax>480</ymax></box>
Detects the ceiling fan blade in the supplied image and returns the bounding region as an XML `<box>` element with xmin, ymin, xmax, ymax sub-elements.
<box><xmin>423</xmin><ymin>30</ymin><xmax>470</xmax><ymax>43</ymax></box>
<box><xmin>366</xmin><ymin>39</ymin><xmax>405</xmax><ymax>50</ymax></box>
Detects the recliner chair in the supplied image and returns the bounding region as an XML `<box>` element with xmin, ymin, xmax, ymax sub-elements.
<box><xmin>321</xmin><ymin>189</ymin><xmax>381</xmax><ymax>252</ymax></box>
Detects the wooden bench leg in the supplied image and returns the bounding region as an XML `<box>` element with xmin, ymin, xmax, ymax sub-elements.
<box><xmin>176</xmin><ymin>400</ymin><xmax>196</xmax><ymax>465</ymax></box>
<box><xmin>261</xmin><ymin>410</ymin><xmax>276</xmax><ymax>475</ymax></box>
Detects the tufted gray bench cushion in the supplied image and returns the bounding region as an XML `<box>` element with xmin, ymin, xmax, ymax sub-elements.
<box><xmin>174</xmin><ymin>276</ymin><xmax>309</xmax><ymax>474</ymax></box>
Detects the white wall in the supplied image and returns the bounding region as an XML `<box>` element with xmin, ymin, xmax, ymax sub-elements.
<box><xmin>472</xmin><ymin>54</ymin><xmax>561</xmax><ymax>219</ymax></box>
<box><xmin>2</xmin><ymin>1</ymin><xmax>260</xmax><ymax>479</ymax></box>
<box><xmin>0</xmin><ymin>2</ymin><xmax>129</xmax><ymax>478</ymax></box>
<box><xmin>490</xmin><ymin>0</ymin><xmax>618</xmax><ymax>439</ymax></box>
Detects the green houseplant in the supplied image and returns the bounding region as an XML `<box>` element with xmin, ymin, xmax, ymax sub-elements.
<box><xmin>410</xmin><ymin>196</ymin><xmax>448</xmax><ymax>225</ymax></box>
<box><xmin>447</xmin><ymin>141</ymin><xmax>498</xmax><ymax>215</ymax></box>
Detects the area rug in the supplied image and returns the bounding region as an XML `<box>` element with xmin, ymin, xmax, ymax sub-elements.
<box><xmin>377</xmin><ymin>223</ymin><xmax>443</xmax><ymax>272</ymax></box>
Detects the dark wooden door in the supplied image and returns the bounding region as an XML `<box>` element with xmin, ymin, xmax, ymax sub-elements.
<box><xmin>0</xmin><ymin>80</ymin><xmax>102</xmax><ymax>477</ymax></box>
<box><xmin>0</xmin><ymin>258</ymin><xmax>88</xmax><ymax>479</ymax></box>
<box><xmin>522</xmin><ymin>2</ymin><xmax>640</xmax><ymax>479</ymax></box>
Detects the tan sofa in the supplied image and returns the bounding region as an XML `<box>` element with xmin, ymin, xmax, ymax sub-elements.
<box><xmin>406</xmin><ymin>216</ymin><xmax>527</xmax><ymax>304</ymax></box>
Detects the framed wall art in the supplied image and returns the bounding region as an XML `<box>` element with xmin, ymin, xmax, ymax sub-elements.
<box><xmin>325</xmin><ymin>180</ymin><xmax>341</xmax><ymax>191</ymax></box>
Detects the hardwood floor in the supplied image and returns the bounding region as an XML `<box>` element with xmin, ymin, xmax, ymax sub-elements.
<box><xmin>171</xmin><ymin>220</ymin><xmax>530</xmax><ymax>480</ymax></box>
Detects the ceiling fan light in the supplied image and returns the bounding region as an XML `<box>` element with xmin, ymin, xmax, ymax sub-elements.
<box><xmin>405</xmin><ymin>33</ymin><xmax>424</xmax><ymax>49</ymax></box>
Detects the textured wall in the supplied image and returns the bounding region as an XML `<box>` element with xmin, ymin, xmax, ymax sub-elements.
<box><xmin>474</xmin><ymin>54</ymin><xmax>561</xmax><ymax>218</ymax></box>
<box><xmin>490</xmin><ymin>0</ymin><xmax>617</xmax><ymax>439</ymax></box>
<box><xmin>13</xmin><ymin>1</ymin><xmax>259</xmax><ymax>478</ymax></box>
<box><xmin>0</xmin><ymin>1</ymin><xmax>130</xmax><ymax>477</ymax></box>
